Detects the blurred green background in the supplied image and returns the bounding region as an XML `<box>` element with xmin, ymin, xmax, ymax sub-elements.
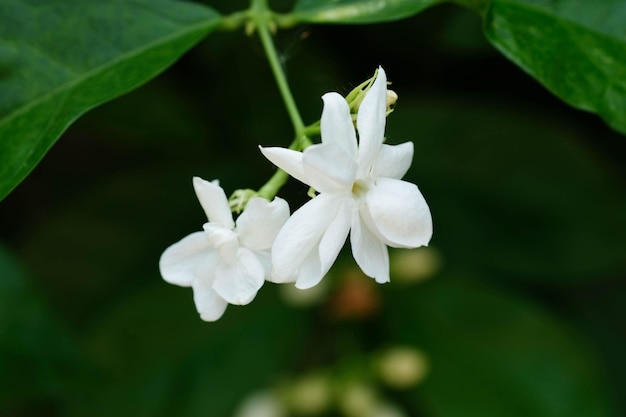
<box><xmin>1</xmin><ymin>1</ymin><xmax>625</xmax><ymax>416</ymax></box>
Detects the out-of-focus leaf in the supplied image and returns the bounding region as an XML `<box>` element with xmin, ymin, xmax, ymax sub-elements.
<box><xmin>386</xmin><ymin>276</ymin><xmax>613</xmax><ymax>417</ymax></box>
<box><xmin>389</xmin><ymin>97</ymin><xmax>626</xmax><ymax>283</ymax></box>
<box><xmin>0</xmin><ymin>244</ymin><xmax>78</xmax><ymax>415</ymax></box>
<box><xmin>291</xmin><ymin>0</ymin><xmax>444</xmax><ymax>24</ymax></box>
<box><xmin>0</xmin><ymin>0</ymin><xmax>222</xmax><ymax>201</ymax></box>
<box><xmin>16</xmin><ymin>154</ymin><xmax>266</xmax><ymax>324</ymax></box>
<box><xmin>484</xmin><ymin>0</ymin><xmax>626</xmax><ymax>134</ymax></box>
<box><xmin>66</xmin><ymin>284</ymin><xmax>307</xmax><ymax>417</ymax></box>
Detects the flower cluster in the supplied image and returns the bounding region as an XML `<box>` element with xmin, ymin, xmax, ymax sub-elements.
<box><xmin>159</xmin><ymin>67</ymin><xmax>432</xmax><ymax>321</ymax></box>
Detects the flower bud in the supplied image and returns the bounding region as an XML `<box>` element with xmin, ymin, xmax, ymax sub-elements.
<box><xmin>338</xmin><ymin>382</ymin><xmax>379</xmax><ymax>417</ymax></box>
<box><xmin>233</xmin><ymin>391</ymin><xmax>286</xmax><ymax>417</ymax></box>
<box><xmin>228</xmin><ymin>188</ymin><xmax>257</xmax><ymax>214</ymax></box>
<box><xmin>368</xmin><ymin>402</ymin><xmax>409</xmax><ymax>417</ymax></box>
<box><xmin>386</xmin><ymin>90</ymin><xmax>398</xmax><ymax>115</ymax></box>
<box><xmin>390</xmin><ymin>247</ymin><xmax>441</xmax><ymax>284</ymax></box>
<box><xmin>280</xmin><ymin>279</ymin><xmax>329</xmax><ymax>307</ymax></box>
<box><xmin>375</xmin><ymin>346</ymin><xmax>429</xmax><ymax>389</ymax></box>
<box><xmin>286</xmin><ymin>372</ymin><xmax>332</xmax><ymax>415</ymax></box>
<box><xmin>345</xmin><ymin>70</ymin><xmax>397</xmax><ymax>116</ymax></box>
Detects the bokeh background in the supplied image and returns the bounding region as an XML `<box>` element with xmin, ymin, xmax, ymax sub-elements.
<box><xmin>1</xmin><ymin>1</ymin><xmax>625</xmax><ymax>416</ymax></box>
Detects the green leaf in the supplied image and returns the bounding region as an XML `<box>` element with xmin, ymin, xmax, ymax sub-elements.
<box><xmin>292</xmin><ymin>0</ymin><xmax>444</xmax><ymax>24</ymax></box>
<box><xmin>0</xmin><ymin>0</ymin><xmax>222</xmax><ymax>201</ymax></box>
<box><xmin>0</xmin><ymin>244</ymin><xmax>79</xmax><ymax>414</ymax></box>
<box><xmin>66</xmin><ymin>284</ymin><xmax>307</xmax><ymax>417</ymax></box>
<box><xmin>484</xmin><ymin>0</ymin><xmax>626</xmax><ymax>134</ymax></box>
<box><xmin>387</xmin><ymin>276</ymin><xmax>614</xmax><ymax>417</ymax></box>
<box><xmin>389</xmin><ymin>96</ymin><xmax>626</xmax><ymax>284</ymax></box>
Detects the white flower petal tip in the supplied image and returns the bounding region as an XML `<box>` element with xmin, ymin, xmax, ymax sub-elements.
<box><xmin>192</xmin><ymin>176</ymin><xmax>234</xmax><ymax>229</ymax></box>
<box><xmin>259</xmin><ymin>146</ymin><xmax>308</xmax><ymax>185</ymax></box>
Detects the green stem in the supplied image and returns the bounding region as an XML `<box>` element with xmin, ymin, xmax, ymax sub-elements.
<box><xmin>218</xmin><ymin>10</ymin><xmax>249</xmax><ymax>31</ymax></box>
<box><xmin>250</xmin><ymin>0</ymin><xmax>313</xmax><ymax>201</ymax></box>
<box><xmin>252</xmin><ymin>0</ymin><xmax>305</xmax><ymax>137</ymax></box>
<box><xmin>257</xmin><ymin>167</ymin><xmax>289</xmax><ymax>200</ymax></box>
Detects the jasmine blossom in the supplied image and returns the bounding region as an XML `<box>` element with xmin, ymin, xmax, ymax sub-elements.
<box><xmin>159</xmin><ymin>177</ymin><xmax>289</xmax><ymax>321</ymax></box>
<box><xmin>261</xmin><ymin>67</ymin><xmax>432</xmax><ymax>288</ymax></box>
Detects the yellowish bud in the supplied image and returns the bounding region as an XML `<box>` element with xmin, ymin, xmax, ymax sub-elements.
<box><xmin>390</xmin><ymin>247</ymin><xmax>442</xmax><ymax>284</ymax></box>
<box><xmin>375</xmin><ymin>346</ymin><xmax>429</xmax><ymax>389</ymax></box>
<box><xmin>287</xmin><ymin>372</ymin><xmax>332</xmax><ymax>415</ymax></box>
<box><xmin>338</xmin><ymin>382</ymin><xmax>379</xmax><ymax>417</ymax></box>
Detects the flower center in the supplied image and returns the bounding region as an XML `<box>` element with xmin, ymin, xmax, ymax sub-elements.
<box><xmin>352</xmin><ymin>180</ymin><xmax>369</xmax><ymax>199</ymax></box>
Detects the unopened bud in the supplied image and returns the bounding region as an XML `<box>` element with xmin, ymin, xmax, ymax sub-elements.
<box><xmin>280</xmin><ymin>279</ymin><xmax>328</xmax><ymax>307</ymax></box>
<box><xmin>345</xmin><ymin>69</ymin><xmax>397</xmax><ymax>117</ymax></box>
<box><xmin>367</xmin><ymin>402</ymin><xmax>409</xmax><ymax>417</ymax></box>
<box><xmin>228</xmin><ymin>189</ymin><xmax>256</xmax><ymax>213</ymax></box>
<box><xmin>390</xmin><ymin>247</ymin><xmax>441</xmax><ymax>284</ymax></box>
<box><xmin>233</xmin><ymin>391</ymin><xmax>286</xmax><ymax>417</ymax></box>
<box><xmin>287</xmin><ymin>372</ymin><xmax>332</xmax><ymax>415</ymax></box>
<box><xmin>338</xmin><ymin>382</ymin><xmax>379</xmax><ymax>417</ymax></box>
<box><xmin>386</xmin><ymin>90</ymin><xmax>398</xmax><ymax>115</ymax></box>
<box><xmin>375</xmin><ymin>346</ymin><xmax>429</xmax><ymax>389</ymax></box>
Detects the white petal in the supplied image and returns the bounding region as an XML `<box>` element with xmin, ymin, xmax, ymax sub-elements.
<box><xmin>159</xmin><ymin>231</ymin><xmax>215</xmax><ymax>287</ymax></box>
<box><xmin>259</xmin><ymin>147</ymin><xmax>308</xmax><ymax>186</ymax></box>
<box><xmin>270</xmin><ymin>193</ymin><xmax>340</xmax><ymax>284</ymax></box>
<box><xmin>192</xmin><ymin>277</ymin><xmax>228</xmax><ymax>321</ymax></box>
<box><xmin>213</xmin><ymin>248</ymin><xmax>265</xmax><ymax>305</ymax></box>
<box><xmin>351</xmin><ymin>213</ymin><xmax>390</xmax><ymax>283</ymax></box>
<box><xmin>203</xmin><ymin>223</ymin><xmax>239</xmax><ymax>264</ymax></box>
<box><xmin>193</xmin><ymin>177</ymin><xmax>234</xmax><ymax>229</ymax></box>
<box><xmin>365</xmin><ymin>177</ymin><xmax>432</xmax><ymax>248</ymax></box>
<box><xmin>302</xmin><ymin>143</ymin><xmax>357</xmax><ymax>193</ymax></box>
<box><xmin>253</xmin><ymin>250</ymin><xmax>272</xmax><ymax>279</ymax></box>
<box><xmin>357</xmin><ymin>67</ymin><xmax>387</xmax><ymax>173</ymax></box>
<box><xmin>321</xmin><ymin>92</ymin><xmax>358</xmax><ymax>158</ymax></box>
<box><xmin>373</xmin><ymin>142</ymin><xmax>414</xmax><ymax>179</ymax></box>
<box><xmin>236</xmin><ymin>197</ymin><xmax>290</xmax><ymax>251</ymax></box>
<box><xmin>295</xmin><ymin>247</ymin><xmax>324</xmax><ymax>290</ymax></box>
<box><xmin>318</xmin><ymin>197</ymin><xmax>352</xmax><ymax>275</ymax></box>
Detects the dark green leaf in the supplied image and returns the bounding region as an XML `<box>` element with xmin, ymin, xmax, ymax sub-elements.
<box><xmin>66</xmin><ymin>284</ymin><xmax>307</xmax><ymax>417</ymax></box>
<box><xmin>292</xmin><ymin>0</ymin><xmax>444</xmax><ymax>24</ymax></box>
<box><xmin>0</xmin><ymin>0</ymin><xmax>222</xmax><ymax>201</ymax></box>
<box><xmin>484</xmin><ymin>0</ymin><xmax>626</xmax><ymax>134</ymax></box>
<box><xmin>0</xmin><ymin>244</ymin><xmax>79</xmax><ymax>415</ymax></box>
<box><xmin>390</xmin><ymin>96</ymin><xmax>626</xmax><ymax>284</ymax></box>
<box><xmin>387</xmin><ymin>276</ymin><xmax>614</xmax><ymax>417</ymax></box>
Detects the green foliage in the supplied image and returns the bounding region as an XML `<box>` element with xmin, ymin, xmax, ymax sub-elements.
<box><xmin>0</xmin><ymin>245</ymin><xmax>78</xmax><ymax>415</ymax></box>
<box><xmin>292</xmin><ymin>0</ymin><xmax>444</xmax><ymax>23</ymax></box>
<box><xmin>391</xmin><ymin>97</ymin><xmax>626</xmax><ymax>284</ymax></box>
<box><xmin>66</xmin><ymin>285</ymin><xmax>307</xmax><ymax>417</ymax></box>
<box><xmin>388</xmin><ymin>276</ymin><xmax>612</xmax><ymax>417</ymax></box>
<box><xmin>484</xmin><ymin>0</ymin><xmax>626</xmax><ymax>134</ymax></box>
<box><xmin>291</xmin><ymin>0</ymin><xmax>626</xmax><ymax>135</ymax></box>
<box><xmin>0</xmin><ymin>0</ymin><xmax>221</xmax><ymax>201</ymax></box>
<box><xmin>0</xmin><ymin>1</ymin><xmax>625</xmax><ymax>416</ymax></box>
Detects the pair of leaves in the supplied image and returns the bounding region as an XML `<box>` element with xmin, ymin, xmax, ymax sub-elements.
<box><xmin>293</xmin><ymin>0</ymin><xmax>626</xmax><ymax>135</ymax></box>
<box><xmin>0</xmin><ymin>0</ymin><xmax>624</xmax><ymax>201</ymax></box>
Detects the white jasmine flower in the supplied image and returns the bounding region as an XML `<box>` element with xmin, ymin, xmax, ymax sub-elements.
<box><xmin>159</xmin><ymin>177</ymin><xmax>289</xmax><ymax>321</ymax></box>
<box><xmin>261</xmin><ymin>67</ymin><xmax>432</xmax><ymax>289</ymax></box>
